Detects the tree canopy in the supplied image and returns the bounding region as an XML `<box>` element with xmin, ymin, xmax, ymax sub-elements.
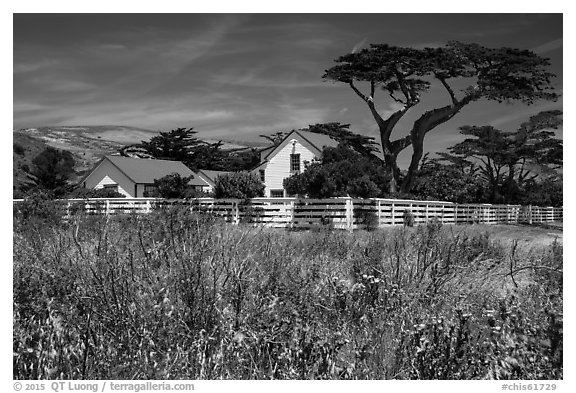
<box><xmin>448</xmin><ymin>110</ymin><xmax>562</xmax><ymax>203</ymax></box>
<box><xmin>121</xmin><ymin>127</ymin><xmax>259</xmax><ymax>172</ymax></box>
<box><xmin>214</xmin><ymin>172</ymin><xmax>265</xmax><ymax>199</ymax></box>
<box><xmin>260</xmin><ymin>122</ymin><xmax>380</xmax><ymax>159</ymax></box>
<box><xmin>410</xmin><ymin>111</ymin><xmax>562</xmax><ymax>205</ymax></box>
<box><xmin>150</xmin><ymin>173</ymin><xmax>196</xmax><ymax>199</ymax></box>
<box><xmin>305</xmin><ymin>122</ymin><xmax>380</xmax><ymax>158</ymax></box>
<box><xmin>284</xmin><ymin>143</ymin><xmax>390</xmax><ymax>198</ymax></box>
<box><xmin>31</xmin><ymin>147</ymin><xmax>75</xmax><ymax>192</ymax></box>
<box><xmin>323</xmin><ymin>41</ymin><xmax>558</xmax><ymax>193</ymax></box>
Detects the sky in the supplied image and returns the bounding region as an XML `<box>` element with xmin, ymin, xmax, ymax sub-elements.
<box><xmin>13</xmin><ymin>13</ymin><xmax>563</xmax><ymax>167</ymax></box>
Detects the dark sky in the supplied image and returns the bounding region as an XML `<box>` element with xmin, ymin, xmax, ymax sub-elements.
<box><xmin>13</xmin><ymin>13</ymin><xmax>563</xmax><ymax>166</ymax></box>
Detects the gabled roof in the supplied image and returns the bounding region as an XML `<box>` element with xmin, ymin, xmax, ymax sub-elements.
<box><xmin>259</xmin><ymin>130</ymin><xmax>339</xmax><ymax>162</ymax></box>
<box><xmin>295</xmin><ymin>130</ymin><xmax>339</xmax><ymax>152</ymax></box>
<box><xmin>259</xmin><ymin>145</ymin><xmax>275</xmax><ymax>161</ymax></box>
<box><xmin>96</xmin><ymin>156</ymin><xmax>209</xmax><ymax>187</ymax></box>
<box><xmin>197</xmin><ymin>169</ymin><xmax>233</xmax><ymax>186</ymax></box>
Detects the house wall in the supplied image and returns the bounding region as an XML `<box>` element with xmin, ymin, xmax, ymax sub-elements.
<box><xmin>258</xmin><ymin>139</ymin><xmax>318</xmax><ymax>197</ymax></box>
<box><xmin>195</xmin><ymin>174</ymin><xmax>215</xmax><ymax>193</ymax></box>
<box><xmin>135</xmin><ymin>183</ymin><xmax>152</xmax><ymax>198</ymax></box>
<box><xmin>84</xmin><ymin>159</ymin><xmax>136</xmax><ymax>198</ymax></box>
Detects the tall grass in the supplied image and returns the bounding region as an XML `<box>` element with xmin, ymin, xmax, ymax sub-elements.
<box><xmin>13</xmin><ymin>205</ymin><xmax>562</xmax><ymax>379</ymax></box>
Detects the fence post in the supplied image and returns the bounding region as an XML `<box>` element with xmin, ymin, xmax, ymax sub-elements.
<box><xmin>233</xmin><ymin>200</ymin><xmax>240</xmax><ymax>225</ymax></box>
<box><xmin>377</xmin><ymin>199</ymin><xmax>382</xmax><ymax>228</ymax></box>
<box><xmin>345</xmin><ymin>198</ymin><xmax>353</xmax><ymax>231</ymax></box>
<box><xmin>391</xmin><ymin>201</ymin><xmax>395</xmax><ymax>225</ymax></box>
<box><xmin>287</xmin><ymin>199</ymin><xmax>294</xmax><ymax>229</ymax></box>
<box><xmin>106</xmin><ymin>200</ymin><xmax>110</xmax><ymax>216</ymax></box>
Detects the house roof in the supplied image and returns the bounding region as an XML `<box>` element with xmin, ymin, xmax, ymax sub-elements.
<box><xmin>102</xmin><ymin>156</ymin><xmax>209</xmax><ymax>187</ymax></box>
<box><xmin>259</xmin><ymin>130</ymin><xmax>340</xmax><ymax>162</ymax></box>
<box><xmin>259</xmin><ymin>145</ymin><xmax>275</xmax><ymax>161</ymax></box>
<box><xmin>197</xmin><ymin>169</ymin><xmax>233</xmax><ymax>186</ymax></box>
<box><xmin>295</xmin><ymin>130</ymin><xmax>339</xmax><ymax>152</ymax></box>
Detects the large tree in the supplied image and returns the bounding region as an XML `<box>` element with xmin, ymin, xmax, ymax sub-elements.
<box><xmin>305</xmin><ymin>122</ymin><xmax>380</xmax><ymax>158</ymax></box>
<box><xmin>122</xmin><ymin>127</ymin><xmax>230</xmax><ymax>171</ymax></box>
<box><xmin>260</xmin><ymin>122</ymin><xmax>380</xmax><ymax>158</ymax></box>
<box><xmin>323</xmin><ymin>41</ymin><xmax>558</xmax><ymax>193</ymax></box>
<box><xmin>283</xmin><ymin>143</ymin><xmax>390</xmax><ymax>198</ymax></box>
<box><xmin>411</xmin><ymin>153</ymin><xmax>484</xmax><ymax>204</ymax></box>
<box><xmin>259</xmin><ymin>131</ymin><xmax>288</xmax><ymax>146</ymax></box>
<box><xmin>450</xmin><ymin>110</ymin><xmax>562</xmax><ymax>203</ymax></box>
<box><xmin>31</xmin><ymin>147</ymin><xmax>75</xmax><ymax>191</ymax></box>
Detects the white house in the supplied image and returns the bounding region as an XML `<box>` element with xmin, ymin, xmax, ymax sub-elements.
<box><xmin>82</xmin><ymin>156</ymin><xmax>211</xmax><ymax>198</ymax></box>
<box><xmin>252</xmin><ymin>130</ymin><xmax>339</xmax><ymax>197</ymax></box>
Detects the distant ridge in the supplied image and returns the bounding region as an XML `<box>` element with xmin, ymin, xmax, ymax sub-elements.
<box><xmin>13</xmin><ymin>125</ymin><xmax>271</xmax><ymax>196</ymax></box>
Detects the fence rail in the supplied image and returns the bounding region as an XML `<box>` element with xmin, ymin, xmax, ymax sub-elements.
<box><xmin>13</xmin><ymin>197</ymin><xmax>563</xmax><ymax>230</ymax></box>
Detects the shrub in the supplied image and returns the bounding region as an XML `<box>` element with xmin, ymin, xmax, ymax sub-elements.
<box><xmin>347</xmin><ymin>176</ymin><xmax>381</xmax><ymax>199</ymax></box>
<box><xmin>403</xmin><ymin>209</ymin><xmax>415</xmax><ymax>227</ymax></box>
<box><xmin>67</xmin><ymin>187</ymin><xmax>126</xmax><ymax>199</ymax></box>
<box><xmin>353</xmin><ymin>207</ymin><xmax>379</xmax><ymax>231</ymax></box>
<box><xmin>14</xmin><ymin>143</ymin><xmax>25</xmax><ymax>156</ymax></box>
<box><xmin>31</xmin><ymin>147</ymin><xmax>75</xmax><ymax>191</ymax></box>
<box><xmin>13</xmin><ymin>191</ymin><xmax>63</xmax><ymax>229</ymax></box>
<box><xmin>283</xmin><ymin>145</ymin><xmax>389</xmax><ymax>198</ymax></box>
<box><xmin>214</xmin><ymin>171</ymin><xmax>264</xmax><ymax>199</ymax></box>
<box><xmin>147</xmin><ymin>173</ymin><xmax>195</xmax><ymax>198</ymax></box>
<box><xmin>13</xmin><ymin>213</ymin><xmax>562</xmax><ymax>380</ymax></box>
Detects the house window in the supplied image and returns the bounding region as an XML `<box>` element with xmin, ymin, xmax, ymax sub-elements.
<box><xmin>270</xmin><ymin>189</ymin><xmax>284</xmax><ymax>198</ymax></box>
<box><xmin>144</xmin><ymin>184</ymin><xmax>158</xmax><ymax>196</ymax></box>
<box><xmin>259</xmin><ymin>169</ymin><xmax>265</xmax><ymax>182</ymax></box>
<box><xmin>290</xmin><ymin>154</ymin><xmax>300</xmax><ymax>172</ymax></box>
<box><xmin>103</xmin><ymin>184</ymin><xmax>118</xmax><ymax>192</ymax></box>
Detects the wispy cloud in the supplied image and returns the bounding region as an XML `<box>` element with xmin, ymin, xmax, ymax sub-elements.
<box><xmin>14</xmin><ymin>102</ymin><xmax>50</xmax><ymax>113</ymax></box>
<box><xmin>13</xmin><ymin>59</ymin><xmax>59</xmax><ymax>74</ymax></box>
<box><xmin>13</xmin><ymin>13</ymin><xmax>563</xmax><ymax>154</ymax></box>
<box><xmin>351</xmin><ymin>37</ymin><xmax>367</xmax><ymax>53</ymax></box>
<box><xmin>532</xmin><ymin>38</ymin><xmax>562</xmax><ymax>54</ymax></box>
<box><xmin>488</xmin><ymin>100</ymin><xmax>563</xmax><ymax>128</ymax></box>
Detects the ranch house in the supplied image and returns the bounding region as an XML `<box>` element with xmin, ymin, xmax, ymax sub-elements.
<box><xmin>82</xmin><ymin>156</ymin><xmax>212</xmax><ymax>198</ymax></box>
<box><xmin>252</xmin><ymin>130</ymin><xmax>339</xmax><ymax>197</ymax></box>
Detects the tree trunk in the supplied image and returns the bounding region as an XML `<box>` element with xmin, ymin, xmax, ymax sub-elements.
<box><xmin>382</xmin><ymin>149</ymin><xmax>401</xmax><ymax>193</ymax></box>
<box><xmin>400</xmin><ymin>103</ymin><xmax>469</xmax><ymax>194</ymax></box>
<box><xmin>401</xmin><ymin>135</ymin><xmax>425</xmax><ymax>195</ymax></box>
<box><xmin>369</xmin><ymin>102</ymin><xmax>408</xmax><ymax>194</ymax></box>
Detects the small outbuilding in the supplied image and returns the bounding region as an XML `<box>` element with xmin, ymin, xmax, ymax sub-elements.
<box><xmin>196</xmin><ymin>169</ymin><xmax>233</xmax><ymax>192</ymax></box>
<box><xmin>82</xmin><ymin>156</ymin><xmax>211</xmax><ymax>198</ymax></box>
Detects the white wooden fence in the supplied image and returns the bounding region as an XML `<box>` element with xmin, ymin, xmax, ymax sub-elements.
<box><xmin>13</xmin><ymin>197</ymin><xmax>563</xmax><ymax>230</ymax></box>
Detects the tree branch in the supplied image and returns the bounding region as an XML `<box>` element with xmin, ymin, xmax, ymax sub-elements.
<box><xmin>505</xmin><ymin>265</ymin><xmax>562</xmax><ymax>276</ymax></box>
<box><xmin>393</xmin><ymin>67</ymin><xmax>412</xmax><ymax>103</ymax></box>
<box><xmin>390</xmin><ymin>134</ymin><xmax>413</xmax><ymax>154</ymax></box>
<box><xmin>349</xmin><ymin>81</ymin><xmax>369</xmax><ymax>103</ymax></box>
<box><xmin>388</xmin><ymin>92</ymin><xmax>406</xmax><ymax>105</ymax></box>
<box><xmin>436</xmin><ymin>75</ymin><xmax>458</xmax><ymax>105</ymax></box>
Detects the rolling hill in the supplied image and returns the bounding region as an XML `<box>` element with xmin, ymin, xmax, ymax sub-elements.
<box><xmin>12</xmin><ymin>125</ymin><xmax>268</xmax><ymax>197</ymax></box>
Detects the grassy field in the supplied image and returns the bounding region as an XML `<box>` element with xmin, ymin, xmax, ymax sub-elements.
<box><xmin>13</xmin><ymin>204</ymin><xmax>563</xmax><ymax>380</ymax></box>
